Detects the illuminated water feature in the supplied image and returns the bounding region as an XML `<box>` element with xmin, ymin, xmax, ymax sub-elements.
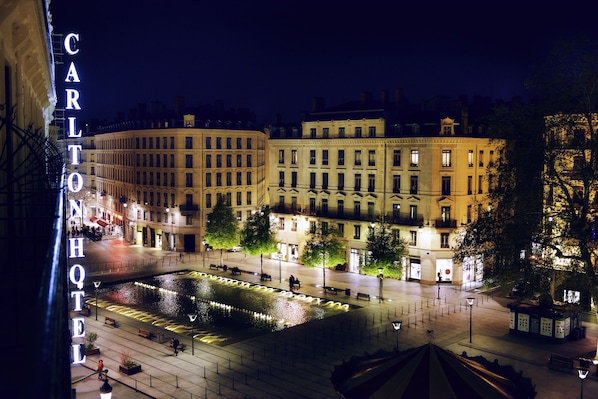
<box><xmin>92</xmin><ymin>271</ymin><xmax>353</xmax><ymax>346</ymax></box>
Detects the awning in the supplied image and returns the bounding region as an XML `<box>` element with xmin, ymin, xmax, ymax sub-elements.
<box><xmin>89</xmin><ymin>216</ymin><xmax>98</xmax><ymax>222</ymax></box>
<box><xmin>97</xmin><ymin>219</ymin><xmax>108</xmax><ymax>227</ymax></box>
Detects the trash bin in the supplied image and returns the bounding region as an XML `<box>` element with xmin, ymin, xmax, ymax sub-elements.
<box><xmin>157</xmin><ymin>332</ymin><xmax>165</xmax><ymax>343</ymax></box>
<box><xmin>345</xmin><ymin>288</ymin><xmax>351</xmax><ymax>296</ymax></box>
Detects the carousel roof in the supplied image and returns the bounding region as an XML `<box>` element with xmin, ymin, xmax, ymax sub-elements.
<box><xmin>331</xmin><ymin>343</ymin><xmax>535</xmax><ymax>399</ymax></box>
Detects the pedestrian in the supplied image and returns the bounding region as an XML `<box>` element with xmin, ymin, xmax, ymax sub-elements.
<box><xmin>96</xmin><ymin>359</ymin><xmax>104</xmax><ymax>379</ymax></box>
<box><xmin>289</xmin><ymin>275</ymin><xmax>295</xmax><ymax>291</ymax></box>
<box><xmin>173</xmin><ymin>338</ymin><xmax>179</xmax><ymax>356</ymax></box>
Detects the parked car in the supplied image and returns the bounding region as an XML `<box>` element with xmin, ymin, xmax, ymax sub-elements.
<box><xmin>228</xmin><ymin>245</ymin><xmax>242</xmax><ymax>252</ymax></box>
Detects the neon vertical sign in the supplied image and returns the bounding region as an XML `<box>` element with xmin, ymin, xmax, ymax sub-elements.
<box><xmin>64</xmin><ymin>31</ymin><xmax>86</xmax><ymax>364</ymax></box>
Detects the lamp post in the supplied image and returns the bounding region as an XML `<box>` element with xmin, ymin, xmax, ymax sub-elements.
<box><xmin>578</xmin><ymin>368</ymin><xmax>589</xmax><ymax>399</ymax></box>
<box><xmin>378</xmin><ymin>267</ymin><xmax>384</xmax><ymax>303</ymax></box>
<box><xmin>437</xmin><ymin>271</ymin><xmax>441</xmax><ymax>300</ymax></box>
<box><xmin>93</xmin><ymin>281</ymin><xmax>101</xmax><ymax>321</ymax></box>
<box><xmin>99</xmin><ymin>369</ymin><xmax>112</xmax><ymax>399</ymax></box>
<box><xmin>392</xmin><ymin>320</ymin><xmax>402</xmax><ymax>351</ymax></box>
<box><xmin>278</xmin><ymin>251</ymin><xmax>282</xmax><ymax>283</ymax></box>
<box><xmin>467</xmin><ymin>297</ymin><xmax>474</xmax><ymax>343</ymax></box>
<box><xmin>188</xmin><ymin>313</ymin><xmax>197</xmax><ymax>355</ymax></box>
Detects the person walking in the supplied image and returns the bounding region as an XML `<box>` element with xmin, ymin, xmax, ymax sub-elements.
<box><xmin>172</xmin><ymin>338</ymin><xmax>179</xmax><ymax>356</ymax></box>
<box><xmin>96</xmin><ymin>359</ymin><xmax>104</xmax><ymax>379</ymax></box>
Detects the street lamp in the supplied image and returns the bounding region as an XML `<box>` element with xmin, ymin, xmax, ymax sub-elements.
<box><xmin>93</xmin><ymin>281</ymin><xmax>101</xmax><ymax>321</ymax></box>
<box><xmin>437</xmin><ymin>271</ymin><xmax>441</xmax><ymax>300</ymax></box>
<box><xmin>378</xmin><ymin>267</ymin><xmax>384</xmax><ymax>303</ymax></box>
<box><xmin>278</xmin><ymin>249</ymin><xmax>282</xmax><ymax>283</ymax></box>
<box><xmin>99</xmin><ymin>369</ymin><xmax>112</xmax><ymax>399</ymax></box>
<box><xmin>188</xmin><ymin>313</ymin><xmax>197</xmax><ymax>355</ymax></box>
<box><xmin>467</xmin><ymin>297</ymin><xmax>474</xmax><ymax>343</ymax></box>
<box><xmin>578</xmin><ymin>367</ymin><xmax>589</xmax><ymax>399</ymax></box>
<box><xmin>391</xmin><ymin>320</ymin><xmax>402</xmax><ymax>351</ymax></box>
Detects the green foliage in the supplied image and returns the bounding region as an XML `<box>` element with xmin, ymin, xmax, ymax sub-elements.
<box><xmin>204</xmin><ymin>196</ymin><xmax>240</xmax><ymax>264</ymax></box>
<box><xmin>85</xmin><ymin>331</ymin><xmax>98</xmax><ymax>350</ymax></box>
<box><xmin>362</xmin><ymin>223</ymin><xmax>407</xmax><ymax>278</ymax></box>
<box><xmin>240</xmin><ymin>206</ymin><xmax>278</xmax><ymax>256</ymax></box>
<box><xmin>300</xmin><ymin>223</ymin><xmax>345</xmax><ymax>269</ymax></box>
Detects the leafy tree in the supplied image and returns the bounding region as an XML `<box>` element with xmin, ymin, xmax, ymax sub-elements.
<box><xmin>526</xmin><ymin>37</ymin><xmax>598</xmax><ymax>308</ymax></box>
<box><xmin>363</xmin><ymin>223</ymin><xmax>407</xmax><ymax>279</ymax></box>
<box><xmin>240</xmin><ymin>206</ymin><xmax>278</xmax><ymax>275</ymax></box>
<box><xmin>300</xmin><ymin>223</ymin><xmax>345</xmax><ymax>288</ymax></box>
<box><xmin>204</xmin><ymin>195</ymin><xmax>240</xmax><ymax>266</ymax></box>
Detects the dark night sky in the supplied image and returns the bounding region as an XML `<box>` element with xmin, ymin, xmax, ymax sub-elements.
<box><xmin>50</xmin><ymin>0</ymin><xmax>598</xmax><ymax>123</ymax></box>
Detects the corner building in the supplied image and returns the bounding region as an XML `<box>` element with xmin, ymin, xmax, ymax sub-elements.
<box><xmin>93</xmin><ymin>116</ymin><xmax>267</xmax><ymax>252</ymax></box>
<box><xmin>269</xmin><ymin>105</ymin><xmax>503</xmax><ymax>285</ymax></box>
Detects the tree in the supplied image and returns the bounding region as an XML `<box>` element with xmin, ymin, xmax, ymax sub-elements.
<box><xmin>363</xmin><ymin>223</ymin><xmax>407</xmax><ymax>279</ymax></box>
<box><xmin>240</xmin><ymin>206</ymin><xmax>278</xmax><ymax>275</ymax></box>
<box><xmin>526</xmin><ymin>38</ymin><xmax>598</xmax><ymax>308</ymax></box>
<box><xmin>300</xmin><ymin>223</ymin><xmax>345</xmax><ymax>288</ymax></box>
<box><xmin>204</xmin><ymin>196</ymin><xmax>240</xmax><ymax>266</ymax></box>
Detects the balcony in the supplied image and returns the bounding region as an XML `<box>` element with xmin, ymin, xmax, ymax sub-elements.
<box><xmin>435</xmin><ymin>218</ymin><xmax>457</xmax><ymax>228</ymax></box>
<box><xmin>389</xmin><ymin>214</ymin><xmax>424</xmax><ymax>226</ymax></box>
<box><xmin>180</xmin><ymin>204</ymin><xmax>199</xmax><ymax>215</ymax></box>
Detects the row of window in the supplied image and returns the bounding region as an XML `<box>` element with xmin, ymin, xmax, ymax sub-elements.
<box><xmin>276</xmin><ymin>215</ymin><xmax>451</xmax><ymax>248</ymax></box>
<box><xmin>133</xmin><ymin>136</ymin><xmax>254</xmax><ymax>150</ymax></box>
<box><xmin>134</xmin><ymin>190</ymin><xmax>254</xmax><ymax>210</ymax></box>
<box><xmin>278</xmin><ymin>149</ymin><xmax>494</xmax><ymax>168</ymax></box>
<box><xmin>308</xmin><ymin>126</ymin><xmax>377</xmax><ymax>138</ymax></box>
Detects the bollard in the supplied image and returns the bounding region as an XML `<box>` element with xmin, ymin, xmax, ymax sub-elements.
<box><xmin>204</xmin><ymin>366</ymin><xmax>206</xmax><ymax>378</ymax></box>
<box><xmin>228</xmin><ymin>358</ymin><xmax>231</xmax><ymax>369</ymax></box>
<box><xmin>149</xmin><ymin>374</ymin><xmax>152</xmax><ymax>387</ymax></box>
<box><xmin>217</xmin><ymin>362</ymin><xmax>219</xmax><ymax>374</ymax></box>
<box><xmin>176</xmin><ymin>375</ymin><xmax>179</xmax><ymax>388</ymax></box>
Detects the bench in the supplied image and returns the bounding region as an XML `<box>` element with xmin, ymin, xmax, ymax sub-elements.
<box><xmin>549</xmin><ymin>354</ymin><xmax>573</xmax><ymax>373</ymax></box>
<box><xmin>231</xmin><ymin>267</ymin><xmax>241</xmax><ymax>275</ymax></box>
<box><xmin>261</xmin><ymin>273</ymin><xmax>272</xmax><ymax>281</ymax></box>
<box><xmin>209</xmin><ymin>264</ymin><xmax>220</xmax><ymax>270</ymax></box>
<box><xmin>104</xmin><ymin>317</ymin><xmax>117</xmax><ymax>327</ymax></box>
<box><xmin>138</xmin><ymin>329</ymin><xmax>153</xmax><ymax>339</ymax></box>
<box><xmin>356</xmin><ymin>292</ymin><xmax>371</xmax><ymax>301</ymax></box>
<box><xmin>291</xmin><ymin>279</ymin><xmax>301</xmax><ymax>289</ymax></box>
<box><xmin>324</xmin><ymin>286</ymin><xmax>341</xmax><ymax>295</ymax></box>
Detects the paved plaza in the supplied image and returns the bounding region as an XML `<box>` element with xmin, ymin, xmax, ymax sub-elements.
<box><xmin>71</xmin><ymin>235</ymin><xmax>598</xmax><ymax>398</ymax></box>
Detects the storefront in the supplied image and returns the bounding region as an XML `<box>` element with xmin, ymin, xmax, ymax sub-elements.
<box><xmin>408</xmin><ymin>258</ymin><xmax>421</xmax><ymax>280</ymax></box>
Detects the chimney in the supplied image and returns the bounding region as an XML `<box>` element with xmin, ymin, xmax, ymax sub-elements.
<box><xmin>311</xmin><ymin>97</ymin><xmax>325</xmax><ymax>112</ymax></box>
<box><xmin>461</xmin><ymin>106</ymin><xmax>469</xmax><ymax>135</ymax></box>
<box><xmin>395</xmin><ymin>88</ymin><xmax>403</xmax><ymax>103</ymax></box>
<box><xmin>380</xmin><ymin>90</ymin><xmax>388</xmax><ymax>105</ymax></box>
<box><xmin>360</xmin><ymin>91</ymin><xmax>372</xmax><ymax>105</ymax></box>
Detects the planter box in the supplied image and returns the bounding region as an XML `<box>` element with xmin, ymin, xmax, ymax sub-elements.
<box><xmin>84</xmin><ymin>347</ymin><xmax>101</xmax><ymax>356</ymax></box>
<box><xmin>119</xmin><ymin>364</ymin><xmax>142</xmax><ymax>375</ymax></box>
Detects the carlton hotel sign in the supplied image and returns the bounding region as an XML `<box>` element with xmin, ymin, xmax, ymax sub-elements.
<box><xmin>63</xmin><ymin>31</ymin><xmax>87</xmax><ymax>364</ymax></box>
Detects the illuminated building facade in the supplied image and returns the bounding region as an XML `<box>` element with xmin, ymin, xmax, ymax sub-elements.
<box><xmin>269</xmin><ymin>100</ymin><xmax>503</xmax><ymax>285</ymax></box>
<box><xmin>92</xmin><ymin>116</ymin><xmax>267</xmax><ymax>252</ymax></box>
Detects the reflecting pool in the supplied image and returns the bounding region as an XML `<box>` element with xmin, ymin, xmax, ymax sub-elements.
<box><xmin>96</xmin><ymin>271</ymin><xmax>352</xmax><ymax>346</ymax></box>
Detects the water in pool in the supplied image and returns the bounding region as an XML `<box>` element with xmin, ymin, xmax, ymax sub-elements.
<box><xmin>95</xmin><ymin>271</ymin><xmax>351</xmax><ymax>346</ymax></box>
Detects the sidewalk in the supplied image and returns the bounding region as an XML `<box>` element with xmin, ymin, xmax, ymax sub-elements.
<box><xmin>72</xmin><ymin>240</ymin><xmax>598</xmax><ymax>398</ymax></box>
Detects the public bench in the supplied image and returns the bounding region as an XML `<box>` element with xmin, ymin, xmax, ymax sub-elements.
<box><xmin>231</xmin><ymin>267</ymin><xmax>241</xmax><ymax>275</ymax></box>
<box><xmin>261</xmin><ymin>273</ymin><xmax>272</xmax><ymax>281</ymax></box>
<box><xmin>291</xmin><ymin>279</ymin><xmax>301</xmax><ymax>289</ymax></box>
<box><xmin>209</xmin><ymin>264</ymin><xmax>220</xmax><ymax>270</ymax></box>
<box><xmin>549</xmin><ymin>354</ymin><xmax>573</xmax><ymax>373</ymax></box>
<box><xmin>356</xmin><ymin>292</ymin><xmax>371</xmax><ymax>301</ymax></box>
<box><xmin>324</xmin><ymin>286</ymin><xmax>341</xmax><ymax>295</ymax></box>
<box><xmin>138</xmin><ymin>329</ymin><xmax>153</xmax><ymax>339</ymax></box>
<box><xmin>104</xmin><ymin>317</ymin><xmax>117</xmax><ymax>327</ymax></box>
